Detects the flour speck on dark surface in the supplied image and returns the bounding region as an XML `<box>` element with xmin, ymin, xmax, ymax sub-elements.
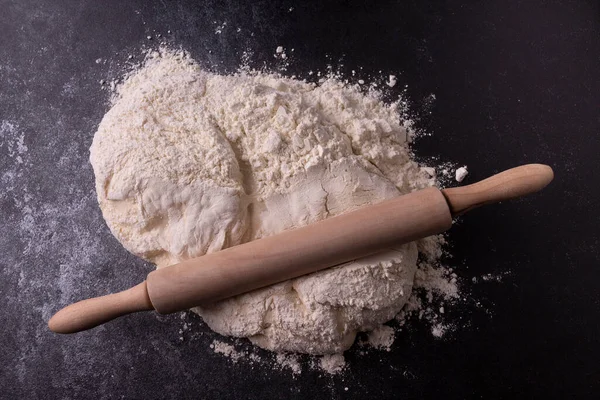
<box><xmin>1</xmin><ymin>1</ymin><xmax>599</xmax><ymax>399</ymax></box>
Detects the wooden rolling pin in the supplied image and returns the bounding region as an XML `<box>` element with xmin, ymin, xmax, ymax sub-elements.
<box><xmin>48</xmin><ymin>164</ymin><xmax>554</xmax><ymax>334</ymax></box>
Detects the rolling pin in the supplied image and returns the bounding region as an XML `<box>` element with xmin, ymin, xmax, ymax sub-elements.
<box><xmin>48</xmin><ymin>164</ymin><xmax>554</xmax><ymax>334</ymax></box>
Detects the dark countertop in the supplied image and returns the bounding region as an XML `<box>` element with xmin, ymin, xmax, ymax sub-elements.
<box><xmin>1</xmin><ymin>1</ymin><xmax>599</xmax><ymax>398</ymax></box>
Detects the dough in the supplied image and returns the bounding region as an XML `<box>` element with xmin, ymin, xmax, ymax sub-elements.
<box><xmin>90</xmin><ymin>50</ymin><xmax>433</xmax><ymax>354</ymax></box>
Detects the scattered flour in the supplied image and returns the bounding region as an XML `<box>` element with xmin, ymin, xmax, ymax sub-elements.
<box><xmin>275</xmin><ymin>353</ymin><xmax>302</xmax><ymax>375</ymax></box>
<box><xmin>431</xmin><ymin>323</ymin><xmax>447</xmax><ymax>338</ymax></box>
<box><xmin>320</xmin><ymin>354</ymin><xmax>346</xmax><ymax>375</ymax></box>
<box><xmin>214</xmin><ymin>21</ymin><xmax>227</xmax><ymax>35</ymax></box>
<box><xmin>472</xmin><ymin>271</ymin><xmax>511</xmax><ymax>283</ymax></box>
<box><xmin>366</xmin><ymin>325</ymin><xmax>396</xmax><ymax>351</ymax></box>
<box><xmin>414</xmin><ymin>263</ymin><xmax>459</xmax><ymax>301</ymax></box>
<box><xmin>210</xmin><ymin>340</ymin><xmax>244</xmax><ymax>363</ymax></box>
<box><xmin>274</xmin><ymin>46</ymin><xmax>287</xmax><ymax>60</ymax></box>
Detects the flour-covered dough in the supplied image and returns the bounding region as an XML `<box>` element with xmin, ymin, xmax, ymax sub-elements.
<box><xmin>90</xmin><ymin>50</ymin><xmax>434</xmax><ymax>354</ymax></box>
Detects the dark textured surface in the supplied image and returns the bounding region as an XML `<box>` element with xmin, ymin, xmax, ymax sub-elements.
<box><xmin>1</xmin><ymin>0</ymin><xmax>599</xmax><ymax>398</ymax></box>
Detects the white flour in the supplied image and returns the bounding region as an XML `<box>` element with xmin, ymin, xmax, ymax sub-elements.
<box><xmin>210</xmin><ymin>340</ymin><xmax>243</xmax><ymax>363</ymax></box>
<box><xmin>366</xmin><ymin>325</ymin><xmax>396</xmax><ymax>351</ymax></box>
<box><xmin>90</xmin><ymin>49</ymin><xmax>457</xmax><ymax>358</ymax></box>
<box><xmin>275</xmin><ymin>353</ymin><xmax>302</xmax><ymax>375</ymax></box>
<box><xmin>455</xmin><ymin>166</ymin><xmax>468</xmax><ymax>182</ymax></box>
<box><xmin>320</xmin><ymin>354</ymin><xmax>347</xmax><ymax>374</ymax></box>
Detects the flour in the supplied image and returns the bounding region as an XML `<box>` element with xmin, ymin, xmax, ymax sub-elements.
<box><xmin>320</xmin><ymin>354</ymin><xmax>346</xmax><ymax>374</ymax></box>
<box><xmin>90</xmin><ymin>48</ymin><xmax>454</xmax><ymax>356</ymax></box>
<box><xmin>455</xmin><ymin>166</ymin><xmax>468</xmax><ymax>182</ymax></box>
<box><xmin>366</xmin><ymin>325</ymin><xmax>396</xmax><ymax>351</ymax></box>
<box><xmin>1</xmin><ymin>120</ymin><xmax>28</xmax><ymax>165</ymax></box>
<box><xmin>275</xmin><ymin>353</ymin><xmax>302</xmax><ymax>375</ymax></box>
<box><xmin>210</xmin><ymin>340</ymin><xmax>244</xmax><ymax>363</ymax></box>
<box><xmin>431</xmin><ymin>323</ymin><xmax>447</xmax><ymax>338</ymax></box>
<box><xmin>386</xmin><ymin>75</ymin><xmax>397</xmax><ymax>88</ymax></box>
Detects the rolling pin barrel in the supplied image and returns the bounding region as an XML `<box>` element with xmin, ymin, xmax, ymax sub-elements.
<box><xmin>146</xmin><ymin>187</ymin><xmax>453</xmax><ymax>314</ymax></box>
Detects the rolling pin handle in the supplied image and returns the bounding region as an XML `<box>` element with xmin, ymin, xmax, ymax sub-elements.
<box><xmin>441</xmin><ymin>164</ymin><xmax>554</xmax><ymax>216</ymax></box>
<box><xmin>48</xmin><ymin>281</ymin><xmax>154</xmax><ymax>334</ymax></box>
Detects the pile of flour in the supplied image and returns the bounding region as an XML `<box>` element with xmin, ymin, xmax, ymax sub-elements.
<box><xmin>90</xmin><ymin>49</ymin><xmax>447</xmax><ymax>355</ymax></box>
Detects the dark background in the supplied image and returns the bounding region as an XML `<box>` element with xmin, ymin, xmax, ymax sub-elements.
<box><xmin>1</xmin><ymin>0</ymin><xmax>599</xmax><ymax>398</ymax></box>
